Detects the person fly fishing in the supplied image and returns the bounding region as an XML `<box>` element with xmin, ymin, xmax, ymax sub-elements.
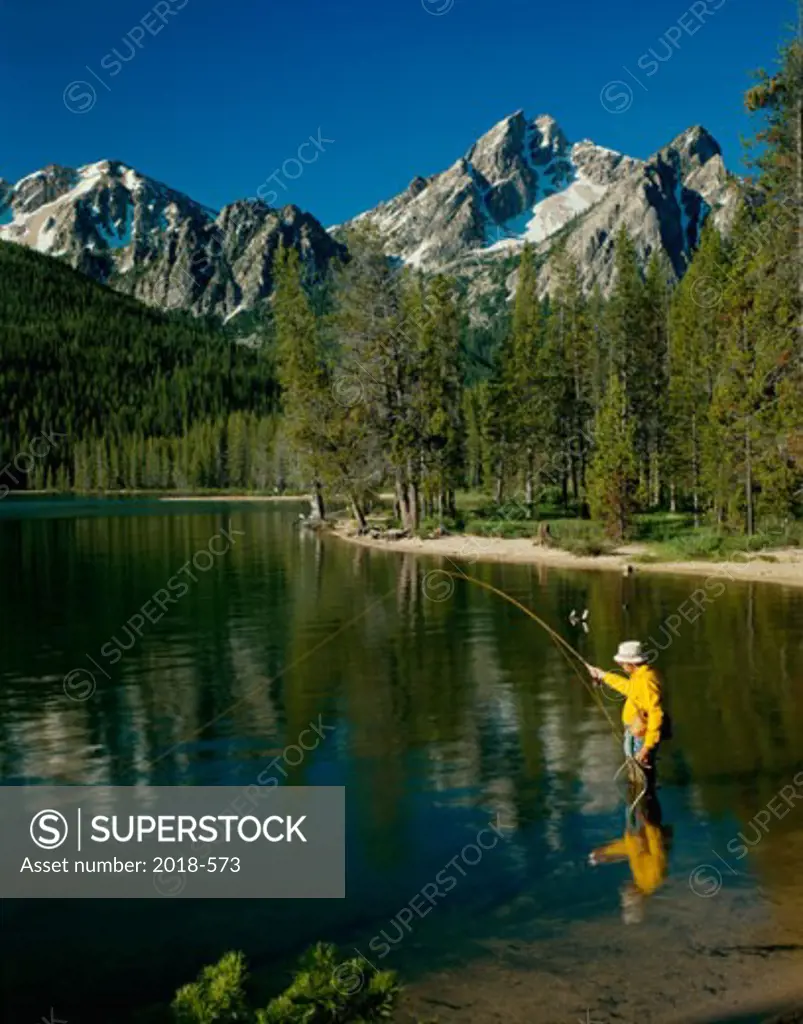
<box><xmin>437</xmin><ymin>576</ymin><xmax>669</xmax><ymax>774</ymax></box>
<box><xmin>437</xmin><ymin>574</ymin><xmax>676</xmax><ymax>927</ymax></box>
<box><xmin>585</xmin><ymin>641</ymin><xmax>667</xmax><ymax>779</ymax></box>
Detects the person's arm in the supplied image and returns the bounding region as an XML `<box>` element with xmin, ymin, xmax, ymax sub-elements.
<box><xmin>641</xmin><ymin>676</ymin><xmax>664</xmax><ymax>753</ymax></box>
<box><xmin>601</xmin><ymin>671</ymin><xmax>630</xmax><ymax>697</ymax></box>
<box><xmin>589</xmin><ymin>837</ymin><xmax>629</xmax><ymax>864</ymax></box>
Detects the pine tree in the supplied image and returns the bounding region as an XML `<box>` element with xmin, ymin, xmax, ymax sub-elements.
<box><xmin>605</xmin><ymin>228</ymin><xmax>652</xmax><ymax>506</ymax></box>
<box><xmin>273</xmin><ymin>243</ymin><xmax>332</xmax><ymax>519</ymax></box>
<box><xmin>707</xmin><ymin>212</ymin><xmax>799</xmax><ymax>532</ymax></box>
<box><xmin>485</xmin><ymin>335</ymin><xmax>514</xmax><ymax>506</ymax></box>
<box><xmin>333</xmin><ymin>226</ymin><xmax>416</xmax><ymax>528</ymax></box>
<box><xmin>417</xmin><ymin>275</ymin><xmax>463</xmax><ymax>521</ymax></box>
<box><xmin>743</xmin><ymin>15</ymin><xmax>803</xmax><ymax>497</ymax></box>
<box><xmin>667</xmin><ymin>221</ymin><xmax>730</xmax><ymax>522</ymax></box>
<box><xmin>544</xmin><ymin>249</ymin><xmax>595</xmax><ymax>509</ymax></box>
<box><xmin>642</xmin><ymin>252</ymin><xmax>671</xmax><ymax>507</ymax></box>
<box><xmin>587</xmin><ymin>374</ymin><xmax>638</xmax><ymax>540</ymax></box>
<box><xmin>462</xmin><ymin>384</ymin><xmax>487</xmax><ymax>491</ymax></box>
<box><xmin>746</xmin><ymin>7</ymin><xmax>803</xmax><ymax>347</ymax></box>
<box><xmin>506</xmin><ymin>244</ymin><xmax>543</xmax><ymax>509</ymax></box>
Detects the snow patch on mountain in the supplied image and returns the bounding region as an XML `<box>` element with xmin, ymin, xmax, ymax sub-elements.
<box><xmin>74</xmin><ymin>163</ymin><xmax>107</xmax><ymax>191</ymax></box>
<box><xmin>97</xmin><ymin>202</ymin><xmax>135</xmax><ymax>250</ymax></box>
<box><xmin>123</xmin><ymin>168</ymin><xmax>141</xmax><ymax>193</ymax></box>
<box><xmin>0</xmin><ymin>160</ymin><xmax>223</xmax><ymax>265</ymax></box>
<box><xmin>406</xmin><ymin>239</ymin><xmax>436</xmax><ymax>269</ymax></box>
<box><xmin>34</xmin><ymin>215</ymin><xmax>59</xmax><ymax>253</ymax></box>
<box><xmin>13</xmin><ymin>170</ymin><xmax>45</xmax><ymax>191</ymax></box>
<box><xmin>223</xmin><ymin>303</ymin><xmax>246</xmax><ymax>324</ymax></box>
<box><xmin>1</xmin><ymin>164</ymin><xmax>106</xmax><ymax>252</ymax></box>
<box><xmin>482</xmin><ymin>141</ymin><xmax>616</xmax><ymax>254</ymax></box>
<box><xmin>343</xmin><ymin>112</ymin><xmax>658</xmax><ymax>274</ymax></box>
<box><xmin>0</xmin><ymin>116</ymin><xmax>734</xmax><ymax>316</ymax></box>
<box><xmin>521</xmin><ymin>171</ymin><xmax>608</xmax><ymax>244</ymax></box>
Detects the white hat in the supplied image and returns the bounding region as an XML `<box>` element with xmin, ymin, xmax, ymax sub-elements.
<box><xmin>613</xmin><ymin>640</ymin><xmax>647</xmax><ymax>665</ymax></box>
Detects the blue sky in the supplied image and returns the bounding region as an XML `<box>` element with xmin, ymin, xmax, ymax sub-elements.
<box><xmin>1</xmin><ymin>0</ymin><xmax>795</xmax><ymax>225</ymax></box>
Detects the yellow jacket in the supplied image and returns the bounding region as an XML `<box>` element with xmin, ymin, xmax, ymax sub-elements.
<box><xmin>603</xmin><ymin>665</ymin><xmax>664</xmax><ymax>753</ymax></box>
<box><xmin>595</xmin><ymin>822</ymin><xmax>667</xmax><ymax>895</ymax></box>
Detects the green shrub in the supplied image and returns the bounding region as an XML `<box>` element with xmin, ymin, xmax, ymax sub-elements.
<box><xmin>653</xmin><ymin>527</ymin><xmax>787</xmax><ymax>561</ymax></box>
<box><xmin>171</xmin><ymin>945</ymin><xmax>400</xmax><ymax>1024</ymax></box>
<box><xmin>462</xmin><ymin>517</ymin><xmax>537</xmax><ymax>539</ymax></box>
<box><xmin>415</xmin><ymin>514</ymin><xmax>465</xmax><ymax>537</ymax></box>
<box><xmin>172</xmin><ymin>951</ymin><xmax>249</xmax><ymax>1024</ymax></box>
<box><xmin>558</xmin><ymin>537</ymin><xmax>613</xmax><ymax>557</ymax></box>
<box><xmin>658</xmin><ymin>530</ymin><xmax>729</xmax><ymax>560</ymax></box>
<box><xmin>544</xmin><ymin>519</ymin><xmax>611</xmax><ymax>555</ymax></box>
<box><xmin>632</xmin><ymin>512</ymin><xmax>695</xmax><ymax>543</ymax></box>
<box><xmin>257</xmin><ymin>943</ymin><xmax>399</xmax><ymax>1024</ymax></box>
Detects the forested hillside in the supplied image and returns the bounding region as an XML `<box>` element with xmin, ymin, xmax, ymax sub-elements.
<box><xmin>273</xmin><ymin>28</ymin><xmax>803</xmax><ymax>538</ymax></box>
<box><xmin>0</xmin><ymin>241</ymin><xmax>281</xmax><ymax>491</ymax></box>
<box><xmin>1</xmin><ymin>24</ymin><xmax>800</xmax><ymax>530</ymax></box>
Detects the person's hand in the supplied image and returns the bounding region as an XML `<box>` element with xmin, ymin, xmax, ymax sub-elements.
<box><xmin>635</xmin><ymin>747</ymin><xmax>651</xmax><ymax>765</ymax></box>
<box><xmin>585</xmin><ymin>664</ymin><xmax>603</xmax><ymax>684</ymax></box>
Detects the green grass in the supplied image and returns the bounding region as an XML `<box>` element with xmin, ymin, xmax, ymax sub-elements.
<box><xmin>415</xmin><ymin>513</ymin><xmax>465</xmax><ymax>537</ymax></box>
<box><xmin>457</xmin><ymin>511</ymin><xmax>615</xmax><ymax>554</ymax></box>
<box><xmin>631</xmin><ymin>512</ymin><xmax>696</xmax><ymax>543</ymax></box>
<box><xmin>462</xmin><ymin>517</ymin><xmax>539</xmax><ymax>539</ymax></box>
<box><xmin>647</xmin><ymin>526</ymin><xmax>798</xmax><ymax>561</ymax></box>
<box><xmin>557</xmin><ymin>537</ymin><xmax>615</xmax><ymax>557</ymax></box>
<box><xmin>528</xmin><ymin>520</ymin><xmax>610</xmax><ymax>561</ymax></box>
<box><xmin>542</xmin><ymin>519</ymin><xmax>614</xmax><ymax>557</ymax></box>
<box><xmin>360</xmin><ymin>492</ymin><xmax>803</xmax><ymax>563</ymax></box>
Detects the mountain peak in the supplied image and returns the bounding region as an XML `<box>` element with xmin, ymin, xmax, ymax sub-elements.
<box><xmin>661</xmin><ymin>125</ymin><xmax>722</xmax><ymax>173</ymax></box>
<box><xmin>0</xmin><ymin>155</ymin><xmax>343</xmax><ymax>319</ymax></box>
<box><xmin>673</xmin><ymin>124</ymin><xmax>720</xmax><ymax>149</ymax></box>
<box><xmin>2</xmin><ymin>112</ymin><xmax>737</xmax><ymax>321</ymax></box>
<box><xmin>343</xmin><ymin>108</ymin><xmax>735</xmax><ymax>300</ymax></box>
<box><xmin>533</xmin><ymin>112</ymin><xmax>562</xmax><ymax>134</ymax></box>
<box><xmin>467</xmin><ymin>111</ymin><xmax>529</xmax><ymax>170</ymax></box>
<box><xmin>530</xmin><ymin>113</ymin><xmax>570</xmax><ymax>159</ymax></box>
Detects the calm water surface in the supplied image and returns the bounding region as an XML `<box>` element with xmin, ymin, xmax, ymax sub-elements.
<box><xmin>1</xmin><ymin>499</ymin><xmax>802</xmax><ymax>1021</ymax></box>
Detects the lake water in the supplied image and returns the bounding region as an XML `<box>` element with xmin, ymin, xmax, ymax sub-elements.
<box><xmin>1</xmin><ymin>499</ymin><xmax>802</xmax><ymax>1022</ymax></box>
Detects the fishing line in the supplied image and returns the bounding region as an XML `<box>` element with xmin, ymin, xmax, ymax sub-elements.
<box><xmin>441</xmin><ymin>570</ymin><xmax>623</xmax><ymax>742</ymax></box>
<box><xmin>441</xmin><ymin>569</ymin><xmax>651</xmax><ymax>809</ymax></box>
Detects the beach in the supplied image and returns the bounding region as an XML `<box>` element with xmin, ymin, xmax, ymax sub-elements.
<box><xmin>332</xmin><ymin>524</ymin><xmax>803</xmax><ymax>590</ymax></box>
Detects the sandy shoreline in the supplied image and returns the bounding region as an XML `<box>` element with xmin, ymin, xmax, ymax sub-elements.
<box><xmin>157</xmin><ymin>494</ymin><xmax>310</xmax><ymax>503</ymax></box>
<box><xmin>393</xmin><ymin>919</ymin><xmax>803</xmax><ymax>1024</ymax></box>
<box><xmin>332</xmin><ymin>524</ymin><xmax>803</xmax><ymax>590</ymax></box>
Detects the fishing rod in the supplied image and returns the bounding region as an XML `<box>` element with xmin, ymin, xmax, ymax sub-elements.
<box><xmin>441</xmin><ymin>570</ymin><xmax>621</xmax><ymax>738</ymax></box>
<box><xmin>441</xmin><ymin>570</ymin><xmax>649</xmax><ymax>810</ymax></box>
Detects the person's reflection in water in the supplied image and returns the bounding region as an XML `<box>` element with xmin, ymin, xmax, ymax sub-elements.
<box><xmin>589</xmin><ymin>789</ymin><xmax>673</xmax><ymax>925</ymax></box>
